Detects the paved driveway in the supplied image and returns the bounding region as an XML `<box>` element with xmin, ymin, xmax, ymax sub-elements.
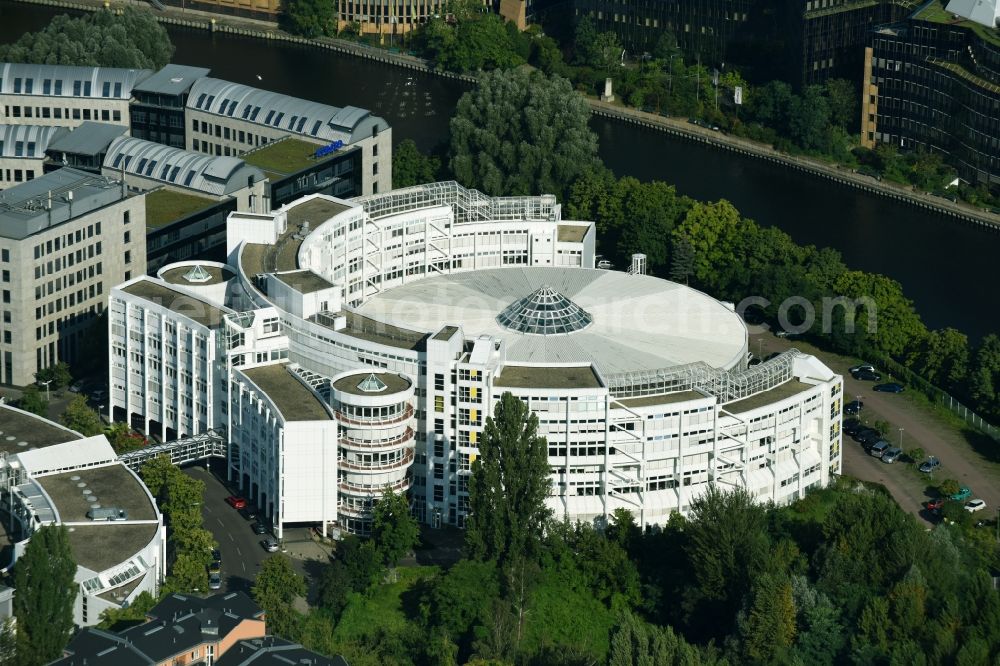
<box><xmin>752</xmin><ymin>329</ymin><xmax>1000</xmax><ymax>525</ymax></box>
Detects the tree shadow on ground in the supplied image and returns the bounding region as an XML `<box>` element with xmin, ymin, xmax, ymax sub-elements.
<box><xmin>961</xmin><ymin>427</ymin><xmax>1000</xmax><ymax>464</ymax></box>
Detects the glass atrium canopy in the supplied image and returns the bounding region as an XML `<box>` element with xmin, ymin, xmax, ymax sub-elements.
<box><xmin>496</xmin><ymin>285</ymin><xmax>593</xmax><ymax>336</ymax></box>
<box><xmin>357</xmin><ymin>373</ymin><xmax>388</xmax><ymax>393</ymax></box>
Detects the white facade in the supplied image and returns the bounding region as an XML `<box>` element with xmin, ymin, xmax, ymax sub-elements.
<box><xmin>0</xmin><ymin>405</ymin><xmax>164</xmax><ymax>627</ymax></box>
<box><xmin>111</xmin><ymin>181</ymin><xmax>842</xmax><ymax>535</ymax></box>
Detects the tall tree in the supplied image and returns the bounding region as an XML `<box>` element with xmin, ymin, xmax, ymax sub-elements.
<box><xmin>466</xmin><ymin>392</ymin><xmax>551</xmax><ymax>567</ymax></box>
<box><xmin>253</xmin><ymin>554</ymin><xmax>307</xmax><ymax>638</ymax></box>
<box><xmin>830</xmin><ymin>271</ymin><xmax>927</xmax><ymax>358</ymax></box>
<box><xmin>449</xmin><ymin>69</ymin><xmax>600</xmax><ymax>198</ymax></box>
<box><xmin>372</xmin><ymin>487</ymin><xmax>420</xmax><ymax>568</ymax></box>
<box><xmin>281</xmin><ymin>0</ymin><xmax>333</xmax><ymax>38</ymax></box>
<box><xmin>912</xmin><ymin>327</ymin><xmax>969</xmax><ymax>393</ymax></box>
<box><xmin>61</xmin><ymin>395</ymin><xmax>103</xmax><ymax>436</ymax></box>
<box><xmin>668</xmin><ymin>234</ymin><xmax>695</xmax><ymax>284</ymax></box>
<box><xmin>738</xmin><ymin>573</ymin><xmax>797</xmax><ymax>663</ymax></box>
<box><xmin>13</xmin><ymin>525</ymin><xmax>77</xmax><ymax>665</ymax></box>
<box><xmin>140</xmin><ymin>454</ymin><xmax>176</xmax><ymax>500</ymax></box>
<box><xmin>0</xmin><ymin>618</ymin><xmax>14</xmax><ymax>666</ymax></box>
<box><xmin>392</xmin><ymin>139</ymin><xmax>441</xmax><ymax>189</ymax></box>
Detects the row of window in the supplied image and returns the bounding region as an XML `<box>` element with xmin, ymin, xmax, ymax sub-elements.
<box><xmin>4</xmin><ymin>105</ymin><xmax>122</xmax><ymax>122</ymax></box>
<box><xmin>6</xmin><ymin>77</ymin><xmax>124</xmax><ymax>98</ymax></box>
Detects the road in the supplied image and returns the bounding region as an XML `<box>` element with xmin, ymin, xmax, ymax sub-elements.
<box><xmin>753</xmin><ymin>329</ymin><xmax>1000</xmax><ymax>524</ymax></box>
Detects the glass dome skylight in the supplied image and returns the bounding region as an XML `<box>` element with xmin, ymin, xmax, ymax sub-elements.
<box><xmin>496</xmin><ymin>285</ymin><xmax>593</xmax><ymax>336</ymax></box>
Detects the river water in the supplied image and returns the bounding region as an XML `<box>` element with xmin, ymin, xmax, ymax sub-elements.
<box><xmin>1</xmin><ymin>2</ymin><xmax>996</xmax><ymax>340</ymax></box>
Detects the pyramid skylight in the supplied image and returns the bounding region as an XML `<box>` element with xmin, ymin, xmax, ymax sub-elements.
<box><xmin>496</xmin><ymin>285</ymin><xmax>593</xmax><ymax>335</ymax></box>
<box><xmin>357</xmin><ymin>373</ymin><xmax>388</xmax><ymax>393</ymax></box>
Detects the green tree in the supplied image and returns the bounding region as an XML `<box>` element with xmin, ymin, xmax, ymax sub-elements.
<box><xmin>466</xmin><ymin>392</ymin><xmax>551</xmax><ymax>567</ymax></box>
<box><xmin>912</xmin><ymin>327</ymin><xmax>968</xmax><ymax>392</ymax></box>
<box><xmin>682</xmin><ymin>485</ymin><xmax>770</xmax><ymax>639</ymax></box>
<box><xmin>372</xmin><ymin>487</ymin><xmax>420</xmax><ymax>567</ymax></box>
<box><xmin>61</xmin><ymin>394</ymin><xmax>103</xmax><ymax>436</ymax></box>
<box><xmin>36</xmin><ymin>362</ymin><xmax>72</xmax><ymax>390</ymax></box>
<box><xmin>106</xmin><ymin>422</ymin><xmax>146</xmax><ymax>455</ymax></box>
<box><xmin>0</xmin><ymin>8</ymin><xmax>174</xmax><ymax>69</ymax></box>
<box><xmin>425</xmin><ymin>559</ymin><xmax>500</xmax><ymax>650</ymax></box>
<box><xmin>170</xmin><ymin>551</ymin><xmax>209</xmax><ymax>593</ymax></box>
<box><xmin>392</xmin><ymin>139</ymin><xmax>441</xmax><ymax>189</ymax></box>
<box><xmin>140</xmin><ymin>454</ymin><xmax>176</xmax><ymax>500</ymax></box>
<box><xmin>572</xmin><ymin>15</ymin><xmax>599</xmax><ymax>66</ymax></box>
<box><xmin>824</xmin><ymin>78</ymin><xmax>858</xmax><ymax>131</ymax></box>
<box><xmin>97</xmin><ymin>591</ymin><xmax>159</xmax><ymax>631</ymax></box>
<box><xmin>449</xmin><ymin>69</ymin><xmax>600</xmax><ymax>198</ymax></box>
<box><xmin>13</xmin><ymin>525</ymin><xmax>77</xmax><ymax>665</ymax></box>
<box><xmin>18</xmin><ymin>385</ymin><xmax>48</xmax><ymax>416</ymax></box>
<box><xmin>937</xmin><ymin>478</ymin><xmax>960</xmax><ymax>497</ymax></box>
<box><xmin>253</xmin><ymin>554</ymin><xmax>307</xmax><ymax>638</ymax></box>
<box><xmin>282</xmin><ymin>0</ymin><xmax>333</xmax><ymax>38</ymax></box>
<box><xmin>830</xmin><ymin>270</ymin><xmax>927</xmax><ymax>358</ymax></box>
<box><xmin>671</xmin><ymin>199</ymin><xmax>754</xmax><ymax>293</ymax></box>
<box><xmin>968</xmin><ymin>334</ymin><xmax>1000</xmax><ymax>418</ymax></box>
<box><xmin>0</xmin><ymin>618</ymin><xmax>15</xmax><ymax>666</ymax></box>
<box><xmin>739</xmin><ymin>573</ymin><xmax>797</xmax><ymax>663</ymax></box>
<box><xmin>788</xmin><ymin>85</ymin><xmax>831</xmax><ymax>151</ymax></box>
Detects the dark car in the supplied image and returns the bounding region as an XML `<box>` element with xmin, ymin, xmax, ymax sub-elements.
<box><xmin>211</xmin><ymin>549</ymin><xmax>222</xmax><ymax>564</ymax></box>
<box><xmin>843</xmin><ymin>418</ymin><xmax>862</xmax><ymax>434</ymax></box>
<box><xmin>852</xmin><ymin>427</ymin><xmax>880</xmax><ymax>443</ymax></box>
<box><xmin>919</xmin><ymin>457</ymin><xmax>941</xmax><ymax>473</ymax></box>
<box><xmin>239</xmin><ymin>507</ymin><xmax>257</xmax><ymax>521</ymax></box>
<box><xmin>861</xmin><ymin>432</ymin><xmax>885</xmax><ymax>449</ymax></box>
<box><xmin>926</xmin><ymin>498</ymin><xmax>945</xmax><ymax>513</ymax></box>
<box><xmin>251</xmin><ymin>522</ymin><xmax>269</xmax><ymax>535</ymax></box>
<box><xmin>874</xmin><ymin>383</ymin><xmax>905</xmax><ymax>393</ymax></box>
<box><xmin>844</xmin><ymin>400</ymin><xmax>864</xmax><ymax>415</ymax></box>
<box><xmin>852</xmin><ymin>370</ymin><xmax>882</xmax><ymax>382</ymax></box>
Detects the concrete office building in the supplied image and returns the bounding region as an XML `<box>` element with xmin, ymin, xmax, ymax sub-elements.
<box><xmin>0</xmin><ymin>63</ymin><xmax>151</xmax><ymax>129</ymax></box>
<box><xmin>0</xmin><ymin>124</ymin><xmax>67</xmax><ymax>188</ymax></box>
<box><xmin>0</xmin><ymin>404</ymin><xmax>164</xmax><ymax>627</ymax></box>
<box><xmin>861</xmin><ymin>0</ymin><xmax>1000</xmax><ymax>188</ymax></box>
<box><xmin>44</xmin><ymin>121</ymin><xmax>129</xmax><ymax>175</ymax></box>
<box><xmin>0</xmin><ymin>168</ymin><xmax>145</xmax><ymax>386</ymax></box>
<box><xmin>111</xmin><ymin>182</ymin><xmax>843</xmax><ymax>538</ymax></box>
<box><xmin>185</xmin><ymin>78</ymin><xmax>390</xmax><ymax>195</ymax></box>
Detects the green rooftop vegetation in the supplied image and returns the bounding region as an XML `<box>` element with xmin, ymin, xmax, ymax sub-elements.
<box><xmin>243</xmin><ymin>138</ymin><xmax>326</xmax><ymax>175</ymax></box>
<box><xmin>915</xmin><ymin>0</ymin><xmax>1000</xmax><ymax>47</ymax></box>
<box><xmin>145</xmin><ymin>189</ymin><xmax>215</xmax><ymax>229</ymax></box>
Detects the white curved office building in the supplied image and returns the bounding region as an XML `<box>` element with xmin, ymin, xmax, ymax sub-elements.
<box><xmin>110</xmin><ymin>182</ymin><xmax>843</xmax><ymax>537</ymax></box>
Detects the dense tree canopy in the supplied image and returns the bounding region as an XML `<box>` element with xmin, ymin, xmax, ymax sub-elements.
<box><xmin>254</xmin><ymin>554</ymin><xmax>307</xmax><ymax>638</ymax></box>
<box><xmin>449</xmin><ymin>69</ymin><xmax>600</xmax><ymax>197</ymax></box>
<box><xmin>0</xmin><ymin>8</ymin><xmax>174</xmax><ymax>69</ymax></box>
<box><xmin>61</xmin><ymin>395</ymin><xmax>103</xmax><ymax>436</ymax></box>
<box><xmin>392</xmin><ymin>139</ymin><xmax>441</xmax><ymax>189</ymax></box>
<box><xmin>13</xmin><ymin>525</ymin><xmax>77</xmax><ymax>665</ymax></box>
<box><xmin>372</xmin><ymin>487</ymin><xmax>420</xmax><ymax>567</ymax></box>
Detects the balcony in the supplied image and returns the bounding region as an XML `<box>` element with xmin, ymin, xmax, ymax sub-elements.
<box><xmin>338</xmin><ymin>476</ymin><xmax>411</xmax><ymax>495</ymax></box>
<box><xmin>335</xmin><ymin>404</ymin><xmax>414</xmax><ymax>427</ymax></box>
<box><xmin>339</xmin><ymin>427</ymin><xmax>415</xmax><ymax>451</ymax></box>
<box><xmin>338</xmin><ymin>449</ymin><xmax>415</xmax><ymax>472</ymax></box>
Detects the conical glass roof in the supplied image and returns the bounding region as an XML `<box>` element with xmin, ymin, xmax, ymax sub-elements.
<box><xmin>357</xmin><ymin>373</ymin><xmax>388</xmax><ymax>393</ymax></box>
<box><xmin>496</xmin><ymin>285</ymin><xmax>593</xmax><ymax>335</ymax></box>
<box><xmin>183</xmin><ymin>264</ymin><xmax>212</xmax><ymax>283</ymax></box>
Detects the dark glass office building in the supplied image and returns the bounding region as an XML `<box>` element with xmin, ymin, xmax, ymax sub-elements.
<box><xmin>862</xmin><ymin>0</ymin><xmax>1000</xmax><ymax>189</ymax></box>
<box><xmin>129</xmin><ymin>65</ymin><xmax>211</xmax><ymax>149</ymax></box>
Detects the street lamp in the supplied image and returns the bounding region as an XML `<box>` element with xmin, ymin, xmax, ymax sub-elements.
<box><xmin>39</xmin><ymin>379</ymin><xmax>51</xmax><ymax>402</ymax></box>
<box><xmin>898</xmin><ymin>427</ymin><xmax>904</xmax><ymax>448</ymax></box>
<box><xmin>668</xmin><ymin>53</ymin><xmax>679</xmax><ymax>95</ymax></box>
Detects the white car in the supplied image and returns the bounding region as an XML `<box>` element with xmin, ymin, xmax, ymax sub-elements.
<box><xmin>850</xmin><ymin>364</ymin><xmax>876</xmax><ymax>375</ymax></box>
<box><xmin>965</xmin><ymin>499</ymin><xmax>987</xmax><ymax>513</ymax></box>
<box><xmin>262</xmin><ymin>537</ymin><xmax>279</xmax><ymax>553</ymax></box>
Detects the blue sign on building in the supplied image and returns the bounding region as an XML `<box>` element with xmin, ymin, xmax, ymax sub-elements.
<box><xmin>314</xmin><ymin>140</ymin><xmax>345</xmax><ymax>158</ymax></box>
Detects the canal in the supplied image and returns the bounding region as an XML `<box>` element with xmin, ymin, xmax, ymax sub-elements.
<box><xmin>1</xmin><ymin>1</ymin><xmax>996</xmax><ymax>340</ymax></box>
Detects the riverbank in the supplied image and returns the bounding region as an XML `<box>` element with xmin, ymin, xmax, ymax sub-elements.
<box><xmin>8</xmin><ymin>0</ymin><xmax>1000</xmax><ymax>231</ymax></box>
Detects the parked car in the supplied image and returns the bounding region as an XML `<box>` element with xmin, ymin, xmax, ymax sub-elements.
<box><xmin>211</xmin><ymin>549</ymin><xmax>222</xmax><ymax>564</ymax></box>
<box><xmin>261</xmin><ymin>537</ymin><xmax>279</xmax><ymax>553</ymax></box>
<box><xmin>881</xmin><ymin>447</ymin><xmax>903</xmax><ymax>463</ymax></box>
<box><xmin>843</xmin><ymin>418</ymin><xmax>862</xmax><ymax>435</ymax></box>
<box><xmin>252</xmin><ymin>522</ymin><xmax>269</xmax><ymax>535</ymax></box>
<box><xmin>853</xmin><ymin>427</ymin><xmax>880</xmax><ymax>443</ymax></box>
<box><xmin>239</xmin><ymin>507</ymin><xmax>257</xmax><ymax>521</ymax></box>
<box><xmin>69</xmin><ymin>380</ymin><xmax>85</xmax><ymax>393</ymax></box>
<box><xmin>90</xmin><ymin>388</ymin><xmax>107</xmax><ymax>402</ymax></box>
<box><xmin>849</xmin><ymin>364</ymin><xmax>876</xmax><ymax>375</ymax></box>
<box><xmin>775</xmin><ymin>330</ymin><xmax>794</xmax><ymax>338</ymax></box>
<box><xmin>918</xmin><ymin>457</ymin><xmax>941</xmax><ymax>473</ymax></box>
<box><xmin>869</xmin><ymin>440</ymin><xmax>891</xmax><ymax>458</ymax></box>
<box><xmin>965</xmin><ymin>499</ymin><xmax>987</xmax><ymax>513</ymax></box>
<box><xmin>852</xmin><ymin>370</ymin><xmax>882</xmax><ymax>382</ymax></box>
<box><xmin>225</xmin><ymin>496</ymin><xmax>248</xmax><ymax>510</ymax></box>
<box><xmin>209</xmin><ymin>572</ymin><xmax>222</xmax><ymax>590</ymax></box>
<box><xmin>208</xmin><ymin>560</ymin><xmax>221</xmax><ymax>574</ymax></box>
<box><xmin>950</xmin><ymin>486</ymin><xmax>972</xmax><ymax>501</ymax></box>
<box><xmin>844</xmin><ymin>400</ymin><xmax>864</xmax><ymax>415</ymax></box>
<box><xmin>748</xmin><ymin>356</ymin><xmax>762</xmax><ymax>366</ymax></box>
<box><xmin>926</xmin><ymin>498</ymin><xmax>945</xmax><ymax>513</ymax></box>
<box><xmin>860</xmin><ymin>432</ymin><xmax>884</xmax><ymax>448</ymax></box>
<box><xmin>874</xmin><ymin>383</ymin><xmax>906</xmax><ymax>393</ymax></box>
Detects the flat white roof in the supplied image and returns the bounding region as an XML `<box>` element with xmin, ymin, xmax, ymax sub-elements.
<box><xmin>356</xmin><ymin>267</ymin><xmax>748</xmax><ymax>375</ymax></box>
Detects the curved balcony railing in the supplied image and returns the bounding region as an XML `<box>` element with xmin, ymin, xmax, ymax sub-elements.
<box><xmin>335</xmin><ymin>405</ymin><xmax>414</xmax><ymax>428</ymax></box>
<box><xmin>337</xmin><ymin>503</ymin><xmax>370</xmax><ymax>518</ymax></box>
<box><xmin>338</xmin><ymin>449</ymin><xmax>414</xmax><ymax>473</ymax></box>
<box><xmin>339</xmin><ymin>427</ymin><xmax>415</xmax><ymax>451</ymax></box>
<box><xmin>338</xmin><ymin>476</ymin><xmax>411</xmax><ymax>495</ymax></box>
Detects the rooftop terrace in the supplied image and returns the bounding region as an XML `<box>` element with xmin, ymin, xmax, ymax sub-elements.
<box><xmin>494</xmin><ymin>365</ymin><xmax>603</xmax><ymax>390</ymax></box>
<box><xmin>723</xmin><ymin>380</ymin><xmax>814</xmax><ymax>414</ymax></box>
<box><xmin>243</xmin><ymin>138</ymin><xmax>334</xmax><ymax>177</ymax></box>
<box><xmin>36</xmin><ymin>464</ymin><xmax>156</xmax><ymax>523</ymax></box>
<box><xmin>241</xmin><ymin>364</ymin><xmax>332</xmax><ymax>422</ymax></box>
<box><xmin>67</xmin><ymin>523</ymin><xmax>159</xmax><ymax>573</ymax></box>
<box><xmin>0</xmin><ymin>406</ymin><xmax>80</xmax><ymax>455</ymax></box>
<box><xmin>339</xmin><ymin>311</ymin><xmax>428</xmax><ymax>351</ymax></box>
<box><xmin>557</xmin><ymin>224</ymin><xmax>588</xmax><ymax>243</ymax></box>
<box><xmin>121</xmin><ymin>280</ymin><xmax>228</xmax><ymax>328</ymax></box>
<box><xmin>915</xmin><ymin>0</ymin><xmax>1000</xmax><ymax>46</ymax></box>
<box><xmin>616</xmin><ymin>390</ymin><xmax>711</xmax><ymax>409</ymax></box>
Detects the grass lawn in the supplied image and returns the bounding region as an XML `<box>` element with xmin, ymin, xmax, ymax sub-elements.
<box><xmin>244</xmin><ymin>138</ymin><xmax>326</xmax><ymax>175</ymax></box>
<box><xmin>145</xmin><ymin>189</ymin><xmax>215</xmax><ymax>229</ymax></box>
<box><xmin>333</xmin><ymin>565</ymin><xmax>438</xmax><ymax>642</ymax></box>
